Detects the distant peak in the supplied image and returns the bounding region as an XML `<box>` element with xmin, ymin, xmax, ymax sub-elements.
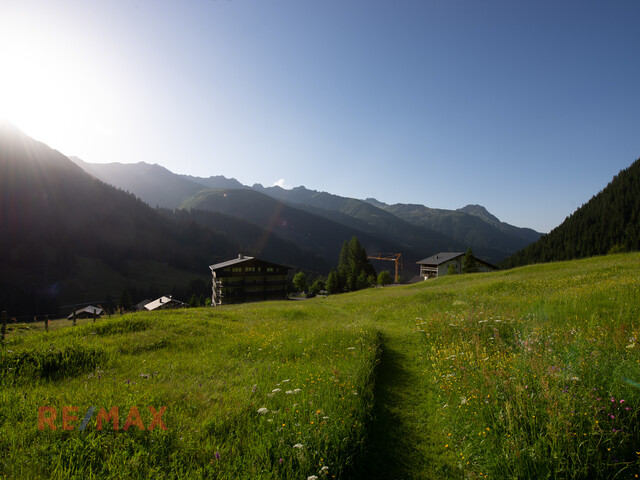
<box><xmin>458</xmin><ymin>204</ymin><xmax>501</xmax><ymax>225</ymax></box>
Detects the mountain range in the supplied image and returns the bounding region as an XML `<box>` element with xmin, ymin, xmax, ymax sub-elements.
<box><xmin>69</xmin><ymin>157</ymin><xmax>543</xmax><ymax>266</ymax></box>
<box><xmin>4</xmin><ymin>123</ymin><xmax>638</xmax><ymax>317</ymax></box>
<box><xmin>1</xmin><ymin>123</ymin><xmax>550</xmax><ymax>316</ymax></box>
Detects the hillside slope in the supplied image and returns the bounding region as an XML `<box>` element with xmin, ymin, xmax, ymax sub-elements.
<box><xmin>502</xmin><ymin>157</ymin><xmax>640</xmax><ymax>267</ymax></box>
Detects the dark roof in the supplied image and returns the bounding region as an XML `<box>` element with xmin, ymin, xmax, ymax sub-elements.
<box><xmin>416</xmin><ymin>252</ymin><xmax>498</xmax><ymax>270</ymax></box>
<box><xmin>209</xmin><ymin>255</ymin><xmax>291</xmax><ymax>272</ymax></box>
<box><xmin>416</xmin><ymin>252</ymin><xmax>464</xmax><ymax>265</ymax></box>
<box><xmin>134</xmin><ymin>299</ymin><xmax>152</xmax><ymax>311</ymax></box>
<box><xmin>209</xmin><ymin>255</ymin><xmax>255</xmax><ymax>271</ymax></box>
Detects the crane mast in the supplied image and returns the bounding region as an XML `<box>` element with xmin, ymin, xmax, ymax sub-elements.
<box><xmin>367</xmin><ymin>253</ymin><xmax>403</xmax><ymax>283</ymax></box>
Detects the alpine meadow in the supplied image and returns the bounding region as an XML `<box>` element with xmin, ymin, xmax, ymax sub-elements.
<box><xmin>3</xmin><ymin>2</ymin><xmax>640</xmax><ymax>479</ymax></box>
<box><xmin>2</xmin><ymin>253</ymin><xmax>640</xmax><ymax>479</ymax></box>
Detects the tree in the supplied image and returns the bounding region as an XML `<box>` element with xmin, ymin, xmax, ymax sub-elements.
<box><xmin>310</xmin><ymin>278</ymin><xmax>325</xmax><ymax>295</ymax></box>
<box><xmin>337</xmin><ymin>237</ymin><xmax>376</xmax><ymax>292</ymax></box>
<box><xmin>119</xmin><ymin>289</ymin><xmax>133</xmax><ymax>311</ymax></box>
<box><xmin>326</xmin><ymin>270</ymin><xmax>341</xmax><ymax>295</ymax></box>
<box><xmin>462</xmin><ymin>248</ymin><xmax>479</xmax><ymax>273</ymax></box>
<box><xmin>293</xmin><ymin>271</ymin><xmax>308</xmax><ymax>294</ymax></box>
<box><xmin>377</xmin><ymin>270</ymin><xmax>392</xmax><ymax>286</ymax></box>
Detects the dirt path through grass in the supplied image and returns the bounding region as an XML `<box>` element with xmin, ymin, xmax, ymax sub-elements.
<box><xmin>356</xmin><ymin>323</ymin><xmax>454</xmax><ymax>479</ymax></box>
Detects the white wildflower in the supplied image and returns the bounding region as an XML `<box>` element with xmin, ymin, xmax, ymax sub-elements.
<box><xmin>293</xmin><ymin>388</ymin><xmax>302</xmax><ymax>393</ymax></box>
<box><xmin>308</xmin><ymin>476</ymin><xmax>318</xmax><ymax>480</ymax></box>
<box><xmin>272</xmin><ymin>388</ymin><xmax>282</xmax><ymax>393</ymax></box>
<box><xmin>320</xmin><ymin>465</ymin><xmax>329</xmax><ymax>473</ymax></box>
<box><xmin>257</xmin><ymin>407</ymin><xmax>269</xmax><ymax>415</ymax></box>
<box><xmin>293</xmin><ymin>443</ymin><xmax>304</xmax><ymax>449</ymax></box>
<box><xmin>286</xmin><ymin>390</ymin><xmax>294</xmax><ymax>394</ymax></box>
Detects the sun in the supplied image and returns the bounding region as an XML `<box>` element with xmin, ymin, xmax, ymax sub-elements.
<box><xmin>0</xmin><ymin>11</ymin><xmax>116</xmax><ymax>157</ymax></box>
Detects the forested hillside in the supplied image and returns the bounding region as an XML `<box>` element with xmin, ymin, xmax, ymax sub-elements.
<box><xmin>502</xmin><ymin>158</ymin><xmax>640</xmax><ymax>267</ymax></box>
<box><xmin>0</xmin><ymin>125</ymin><xmax>325</xmax><ymax>316</ymax></box>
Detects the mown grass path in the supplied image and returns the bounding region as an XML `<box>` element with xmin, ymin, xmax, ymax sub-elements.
<box><xmin>357</xmin><ymin>322</ymin><xmax>454</xmax><ymax>480</ymax></box>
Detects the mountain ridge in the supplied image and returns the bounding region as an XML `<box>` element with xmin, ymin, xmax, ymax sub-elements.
<box><xmin>69</xmin><ymin>158</ymin><xmax>543</xmax><ymax>265</ymax></box>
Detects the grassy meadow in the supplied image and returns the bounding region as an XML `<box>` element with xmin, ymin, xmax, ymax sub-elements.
<box><xmin>1</xmin><ymin>253</ymin><xmax>640</xmax><ymax>479</ymax></box>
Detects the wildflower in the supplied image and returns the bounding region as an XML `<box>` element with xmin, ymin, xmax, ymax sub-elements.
<box><xmin>286</xmin><ymin>390</ymin><xmax>294</xmax><ymax>394</ymax></box>
<box><xmin>320</xmin><ymin>466</ymin><xmax>329</xmax><ymax>474</ymax></box>
<box><xmin>272</xmin><ymin>388</ymin><xmax>282</xmax><ymax>393</ymax></box>
<box><xmin>214</xmin><ymin>452</ymin><xmax>221</xmax><ymax>460</ymax></box>
<box><xmin>293</xmin><ymin>443</ymin><xmax>304</xmax><ymax>449</ymax></box>
<box><xmin>308</xmin><ymin>476</ymin><xmax>318</xmax><ymax>480</ymax></box>
<box><xmin>257</xmin><ymin>407</ymin><xmax>269</xmax><ymax>415</ymax></box>
<box><xmin>293</xmin><ymin>388</ymin><xmax>302</xmax><ymax>393</ymax></box>
<box><xmin>279</xmin><ymin>458</ymin><xmax>284</xmax><ymax>463</ymax></box>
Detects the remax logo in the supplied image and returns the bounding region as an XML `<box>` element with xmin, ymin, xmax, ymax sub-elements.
<box><xmin>38</xmin><ymin>406</ymin><xmax>167</xmax><ymax>431</ymax></box>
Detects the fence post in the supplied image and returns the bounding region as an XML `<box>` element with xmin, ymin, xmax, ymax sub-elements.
<box><xmin>1</xmin><ymin>311</ymin><xmax>6</xmax><ymax>343</ymax></box>
<box><xmin>45</xmin><ymin>315</ymin><xmax>49</xmax><ymax>332</ymax></box>
<box><xmin>93</xmin><ymin>310</ymin><xmax>96</xmax><ymax>323</ymax></box>
<box><xmin>73</xmin><ymin>310</ymin><xmax>77</xmax><ymax>327</ymax></box>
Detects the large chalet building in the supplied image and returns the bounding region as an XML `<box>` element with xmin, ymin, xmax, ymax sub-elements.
<box><xmin>209</xmin><ymin>255</ymin><xmax>290</xmax><ymax>306</ymax></box>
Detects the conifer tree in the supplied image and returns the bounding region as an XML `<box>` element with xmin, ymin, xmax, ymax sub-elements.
<box><xmin>462</xmin><ymin>248</ymin><xmax>479</xmax><ymax>273</ymax></box>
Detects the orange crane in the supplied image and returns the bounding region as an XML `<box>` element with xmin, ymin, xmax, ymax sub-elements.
<box><xmin>367</xmin><ymin>253</ymin><xmax>403</xmax><ymax>283</ymax></box>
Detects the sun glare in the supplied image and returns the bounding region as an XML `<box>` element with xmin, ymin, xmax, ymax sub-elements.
<box><xmin>0</xmin><ymin>15</ymin><xmax>116</xmax><ymax>157</ymax></box>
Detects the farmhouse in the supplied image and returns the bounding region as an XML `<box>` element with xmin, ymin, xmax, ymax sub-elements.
<box><xmin>417</xmin><ymin>252</ymin><xmax>497</xmax><ymax>279</ymax></box>
<box><xmin>210</xmin><ymin>254</ymin><xmax>290</xmax><ymax>306</ymax></box>
<box><xmin>144</xmin><ymin>296</ymin><xmax>186</xmax><ymax>311</ymax></box>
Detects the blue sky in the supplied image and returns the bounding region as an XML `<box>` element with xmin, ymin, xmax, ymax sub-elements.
<box><xmin>2</xmin><ymin>0</ymin><xmax>639</xmax><ymax>232</ymax></box>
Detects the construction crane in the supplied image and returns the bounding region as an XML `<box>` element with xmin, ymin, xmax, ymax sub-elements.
<box><xmin>367</xmin><ymin>253</ymin><xmax>403</xmax><ymax>283</ymax></box>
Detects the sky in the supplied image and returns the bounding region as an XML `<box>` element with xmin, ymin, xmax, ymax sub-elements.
<box><xmin>1</xmin><ymin>0</ymin><xmax>640</xmax><ymax>233</ymax></box>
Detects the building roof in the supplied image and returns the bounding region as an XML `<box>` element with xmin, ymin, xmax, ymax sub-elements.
<box><xmin>209</xmin><ymin>254</ymin><xmax>291</xmax><ymax>272</ymax></box>
<box><xmin>67</xmin><ymin>305</ymin><xmax>103</xmax><ymax>319</ymax></box>
<box><xmin>416</xmin><ymin>252</ymin><xmax>464</xmax><ymax>265</ymax></box>
<box><xmin>134</xmin><ymin>299</ymin><xmax>152</xmax><ymax>311</ymax></box>
<box><xmin>209</xmin><ymin>255</ymin><xmax>255</xmax><ymax>271</ymax></box>
<box><xmin>144</xmin><ymin>296</ymin><xmax>186</xmax><ymax>311</ymax></box>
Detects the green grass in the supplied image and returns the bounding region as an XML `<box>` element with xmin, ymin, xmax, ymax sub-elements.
<box><xmin>1</xmin><ymin>252</ymin><xmax>640</xmax><ymax>479</ymax></box>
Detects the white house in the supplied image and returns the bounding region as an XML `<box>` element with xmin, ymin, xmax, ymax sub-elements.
<box><xmin>144</xmin><ymin>296</ymin><xmax>186</xmax><ymax>311</ymax></box>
